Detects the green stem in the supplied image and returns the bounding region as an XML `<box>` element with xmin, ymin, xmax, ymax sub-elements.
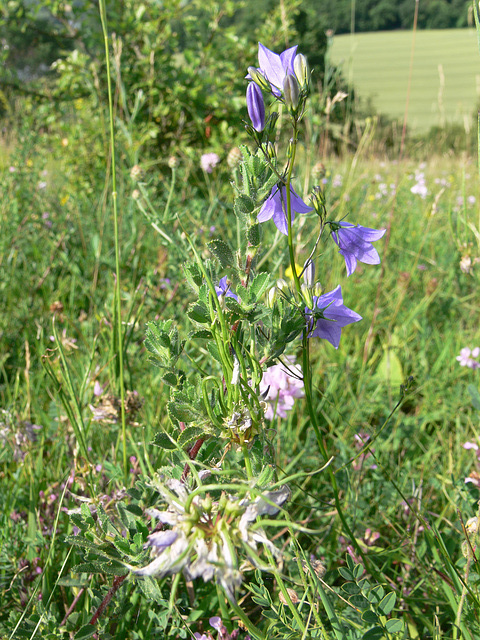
<box><xmin>285</xmin><ymin>123</ymin><xmax>303</xmax><ymax>298</ymax></box>
<box><xmin>242</xmin><ymin>444</ymin><xmax>253</xmax><ymax>480</ymax></box>
<box><xmin>99</xmin><ymin>0</ymin><xmax>128</xmax><ymax>481</ymax></box>
<box><xmin>302</xmin><ymin>334</ymin><xmax>372</xmax><ymax>573</ymax></box>
<box><xmin>229</xmin><ymin>598</ymin><xmax>266</xmax><ymax>640</ymax></box>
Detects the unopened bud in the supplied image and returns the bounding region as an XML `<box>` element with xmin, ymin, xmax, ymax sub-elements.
<box><xmin>267</xmin><ymin>286</ymin><xmax>277</xmax><ymax>308</ymax></box>
<box><xmin>303</xmin><ymin>259</ymin><xmax>315</xmax><ymax>287</ymax></box>
<box><xmin>310</xmin><ymin>186</ymin><xmax>326</xmax><ymax>218</ymax></box>
<box><xmin>246</xmin><ymin>82</ymin><xmax>265</xmax><ymax>132</ymax></box>
<box><xmin>294</xmin><ymin>53</ymin><xmax>309</xmax><ymax>88</ymax></box>
<box><xmin>247</xmin><ymin>67</ymin><xmax>271</xmax><ymax>92</ymax></box>
<box><xmin>283</xmin><ymin>73</ymin><xmax>300</xmax><ymax>110</ymax></box>
<box><xmin>265</xmin><ymin>141</ymin><xmax>276</xmax><ymax>161</ymax></box>
<box><xmin>314</xmin><ymin>282</ymin><xmax>323</xmax><ymax>297</ymax></box>
<box><xmin>301</xmin><ymin>284</ymin><xmax>314</xmax><ymax>310</ymax></box>
<box><xmin>168</xmin><ymin>156</ymin><xmax>178</xmax><ymax>169</ymax></box>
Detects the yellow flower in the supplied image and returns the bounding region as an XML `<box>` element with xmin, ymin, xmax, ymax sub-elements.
<box><xmin>60</xmin><ymin>195</ymin><xmax>69</xmax><ymax>206</ymax></box>
<box><xmin>285</xmin><ymin>263</ymin><xmax>302</xmax><ymax>280</ymax></box>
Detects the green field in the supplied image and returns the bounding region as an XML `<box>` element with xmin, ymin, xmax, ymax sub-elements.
<box><xmin>331</xmin><ymin>28</ymin><xmax>480</xmax><ymax>131</ymax></box>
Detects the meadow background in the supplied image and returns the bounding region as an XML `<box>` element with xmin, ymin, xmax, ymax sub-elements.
<box><xmin>1</xmin><ymin>0</ymin><xmax>480</xmax><ymax>638</ymax></box>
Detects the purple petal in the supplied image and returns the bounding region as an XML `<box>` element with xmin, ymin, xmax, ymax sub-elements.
<box><xmin>258</xmin><ymin>43</ymin><xmax>287</xmax><ymax>92</ymax></box>
<box><xmin>246</xmin><ymin>82</ymin><xmax>265</xmax><ymax>132</ymax></box>
<box><xmin>257</xmin><ymin>194</ymin><xmax>275</xmax><ymax>222</ymax></box>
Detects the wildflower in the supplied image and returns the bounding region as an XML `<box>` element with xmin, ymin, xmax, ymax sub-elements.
<box><xmin>133</xmin><ymin>477</ymin><xmax>290</xmax><ymax>602</ymax></box>
<box><xmin>330</xmin><ymin>221</ymin><xmax>386</xmax><ymax>276</ymax></box>
<box><xmin>227</xmin><ymin>147</ymin><xmax>242</xmax><ymax>169</ymax></box>
<box><xmin>410</xmin><ymin>170</ymin><xmax>428</xmax><ymax>198</ymax></box>
<box><xmin>215</xmin><ymin>276</ymin><xmax>238</xmax><ymax>301</ymax></box>
<box><xmin>246</xmin><ymin>82</ymin><xmax>265</xmax><ymax>132</ymax></box>
<box><xmin>306</xmin><ymin>285</ymin><xmax>362</xmax><ymax>348</ymax></box>
<box><xmin>248</xmin><ymin>43</ymin><xmax>298</xmax><ymax>97</ymax></box>
<box><xmin>257</xmin><ymin>185</ymin><xmax>312</xmax><ymax>235</ymax></box>
<box><xmin>201</xmin><ymin>153</ymin><xmax>220</xmax><ymax>173</ymax></box>
<box><xmin>456</xmin><ymin>347</ymin><xmax>480</xmax><ymax>369</ymax></box>
<box><xmin>260</xmin><ymin>357</ymin><xmax>304</xmax><ymax>420</ymax></box>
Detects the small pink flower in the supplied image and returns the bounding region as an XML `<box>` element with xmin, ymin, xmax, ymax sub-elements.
<box><xmin>260</xmin><ymin>357</ymin><xmax>304</xmax><ymax>420</ymax></box>
<box><xmin>200</xmin><ymin>153</ymin><xmax>220</xmax><ymax>173</ymax></box>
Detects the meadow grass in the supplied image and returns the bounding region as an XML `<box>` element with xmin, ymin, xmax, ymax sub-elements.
<box><xmin>2</xmin><ymin>44</ymin><xmax>480</xmax><ymax>637</ymax></box>
<box><xmin>330</xmin><ymin>28</ymin><xmax>480</xmax><ymax>132</ymax></box>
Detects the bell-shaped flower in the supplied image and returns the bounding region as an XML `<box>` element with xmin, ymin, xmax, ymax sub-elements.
<box><xmin>247</xmin><ymin>43</ymin><xmax>298</xmax><ymax>97</ymax></box>
<box><xmin>246</xmin><ymin>82</ymin><xmax>265</xmax><ymax>132</ymax></box>
<box><xmin>306</xmin><ymin>285</ymin><xmax>362</xmax><ymax>348</ymax></box>
<box><xmin>257</xmin><ymin>185</ymin><xmax>312</xmax><ymax>235</ymax></box>
<box><xmin>331</xmin><ymin>221</ymin><xmax>386</xmax><ymax>276</ymax></box>
<box><xmin>215</xmin><ymin>276</ymin><xmax>238</xmax><ymax>301</ymax></box>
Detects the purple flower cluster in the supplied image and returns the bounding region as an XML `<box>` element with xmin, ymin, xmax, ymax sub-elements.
<box><xmin>457</xmin><ymin>347</ymin><xmax>480</xmax><ymax>369</ymax></box>
<box><xmin>259</xmin><ymin>357</ymin><xmax>304</xmax><ymax>420</ymax></box>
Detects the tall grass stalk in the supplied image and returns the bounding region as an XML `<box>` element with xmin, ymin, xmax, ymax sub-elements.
<box><xmin>98</xmin><ymin>0</ymin><xmax>127</xmax><ymax>480</ymax></box>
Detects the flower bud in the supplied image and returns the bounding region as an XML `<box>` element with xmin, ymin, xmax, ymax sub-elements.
<box><xmin>294</xmin><ymin>53</ymin><xmax>309</xmax><ymax>88</ymax></box>
<box><xmin>168</xmin><ymin>156</ymin><xmax>178</xmax><ymax>169</ymax></box>
<box><xmin>265</xmin><ymin>141</ymin><xmax>276</xmax><ymax>161</ymax></box>
<box><xmin>267</xmin><ymin>286</ymin><xmax>277</xmax><ymax>308</ymax></box>
<box><xmin>301</xmin><ymin>284</ymin><xmax>314</xmax><ymax>310</ymax></box>
<box><xmin>310</xmin><ymin>186</ymin><xmax>326</xmax><ymax>218</ymax></box>
<box><xmin>283</xmin><ymin>73</ymin><xmax>300</xmax><ymax>110</ymax></box>
<box><xmin>246</xmin><ymin>82</ymin><xmax>265</xmax><ymax>132</ymax></box>
<box><xmin>303</xmin><ymin>259</ymin><xmax>315</xmax><ymax>287</ymax></box>
<box><xmin>247</xmin><ymin>66</ymin><xmax>271</xmax><ymax>92</ymax></box>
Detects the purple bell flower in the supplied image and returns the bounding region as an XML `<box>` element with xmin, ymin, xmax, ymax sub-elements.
<box><xmin>257</xmin><ymin>185</ymin><xmax>312</xmax><ymax>235</ymax></box>
<box><xmin>331</xmin><ymin>222</ymin><xmax>386</xmax><ymax>276</ymax></box>
<box><xmin>246</xmin><ymin>82</ymin><xmax>265</xmax><ymax>132</ymax></box>
<box><xmin>306</xmin><ymin>285</ymin><xmax>362</xmax><ymax>348</ymax></box>
<box><xmin>215</xmin><ymin>276</ymin><xmax>238</xmax><ymax>301</ymax></box>
<box><xmin>247</xmin><ymin>43</ymin><xmax>298</xmax><ymax>97</ymax></box>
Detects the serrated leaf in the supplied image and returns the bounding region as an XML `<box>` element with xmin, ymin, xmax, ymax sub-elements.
<box><xmin>168</xmin><ymin>402</ymin><xmax>198</xmax><ymax>423</ymax></box>
<box><xmin>224</xmin><ymin>296</ymin><xmax>244</xmax><ymax>315</ymax></box>
<box><xmin>57</xmin><ymin>576</ymin><xmax>90</xmax><ymax>587</ymax></box>
<box><xmin>178</xmin><ymin>425</ymin><xmax>205</xmax><ymax>449</ymax></box>
<box><xmin>184</xmin><ymin>262</ymin><xmax>203</xmax><ymax>292</ymax></box>
<box><xmin>125</xmin><ymin>503</ymin><xmax>143</xmax><ymax>517</ymax></box>
<box><xmin>99</xmin><ymin>561</ymin><xmax>127</xmax><ymax>576</ymax></box>
<box><xmin>234</xmin><ymin>194</ymin><xmax>255</xmax><ymax>215</ymax></box>
<box><xmin>162</xmin><ymin>372</ymin><xmax>178</xmax><ymax>387</ymax></box>
<box><xmin>207</xmin><ymin>340</ymin><xmax>221</xmax><ymax>363</ymax></box>
<box><xmin>187</xmin><ymin>302</ymin><xmax>211</xmax><ymax>324</ymax></box>
<box><xmin>249</xmin><ymin>272</ymin><xmax>270</xmax><ymax>301</ymax></box>
<box><xmin>75</xmin><ymin>624</ymin><xmax>97</xmax><ymax>640</ymax></box>
<box><xmin>208</xmin><ymin>239</ymin><xmax>234</xmax><ymax>267</ymax></box>
<box><xmin>152</xmin><ymin>431</ymin><xmax>177</xmax><ymax>450</ymax></box>
<box><xmin>385</xmin><ymin>618</ymin><xmax>403</xmax><ymax>632</ymax></box>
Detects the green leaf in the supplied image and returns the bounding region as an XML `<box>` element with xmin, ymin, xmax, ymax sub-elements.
<box><xmin>162</xmin><ymin>372</ymin><xmax>178</xmax><ymax>387</ymax></box>
<box><xmin>361</xmin><ymin>610</ymin><xmax>379</xmax><ymax>624</ymax></box>
<box><xmin>234</xmin><ymin>194</ymin><xmax>255</xmax><ymax>216</ymax></box>
<box><xmin>168</xmin><ymin>402</ymin><xmax>198</xmax><ymax>423</ymax></box>
<box><xmin>152</xmin><ymin>431</ymin><xmax>177</xmax><ymax>450</ymax></box>
<box><xmin>249</xmin><ymin>272</ymin><xmax>270</xmax><ymax>301</ymax></box>
<box><xmin>362</xmin><ymin>627</ymin><xmax>384</xmax><ymax>640</ymax></box>
<box><xmin>353</xmin><ymin>563</ymin><xmax>365</xmax><ymax>580</ymax></box>
<box><xmin>207</xmin><ymin>341</ymin><xmax>222</xmax><ymax>363</ymax></box>
<box><xmin>385</xmin><ymin>618</ymin><xmax>403</xmax><ymax>633</ymax></box>
<box><xmin>341</xmin><ymin>582</ymin><xmax>360</xmax><ymax>595</ymax></box>
<box><xmin>338</xmin><ymin>567</ymin><xmax>354</xmax><ymax>581</ymax></box>
<box><xmin>184</xmin><ymin>262</ymin><xmax>203</xmax><ymax>292</ymax></box>
<box><xmin>378</xmin><ymin>591</ymin><xmax>396</xmax><ymax>615</ymax></box>
<box><xmin>178</xmin><ymin>425</ymin><xmax>205</xmax><ymax>449</ymax></box>
<box><xmin>75</xmin><ymin>624</ymin><xmax>97</xmax><ymax>639</ymax></box>
<box><xmin>208</xmin><ymin>238</ymin><xmax>234</xmax><ymax>267</ymax></box>
<box><xmin>369</xmin><ymin>585</ymin><xmax>385</xmax><ymax>603</ymax></box>
<box><xmin>187</xmin><ymin>302</ymin><xmax>211</xmax><ymax>324</ymax></box>
<box><xmin>468</xmin><ymin>384</ymin><xmax>480</xmax><ymax>411</ymax></box>
<box><xmin>246</xmin><ymin>222</ymin><xmax>261</xmax><ymax>247</ymax></box>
